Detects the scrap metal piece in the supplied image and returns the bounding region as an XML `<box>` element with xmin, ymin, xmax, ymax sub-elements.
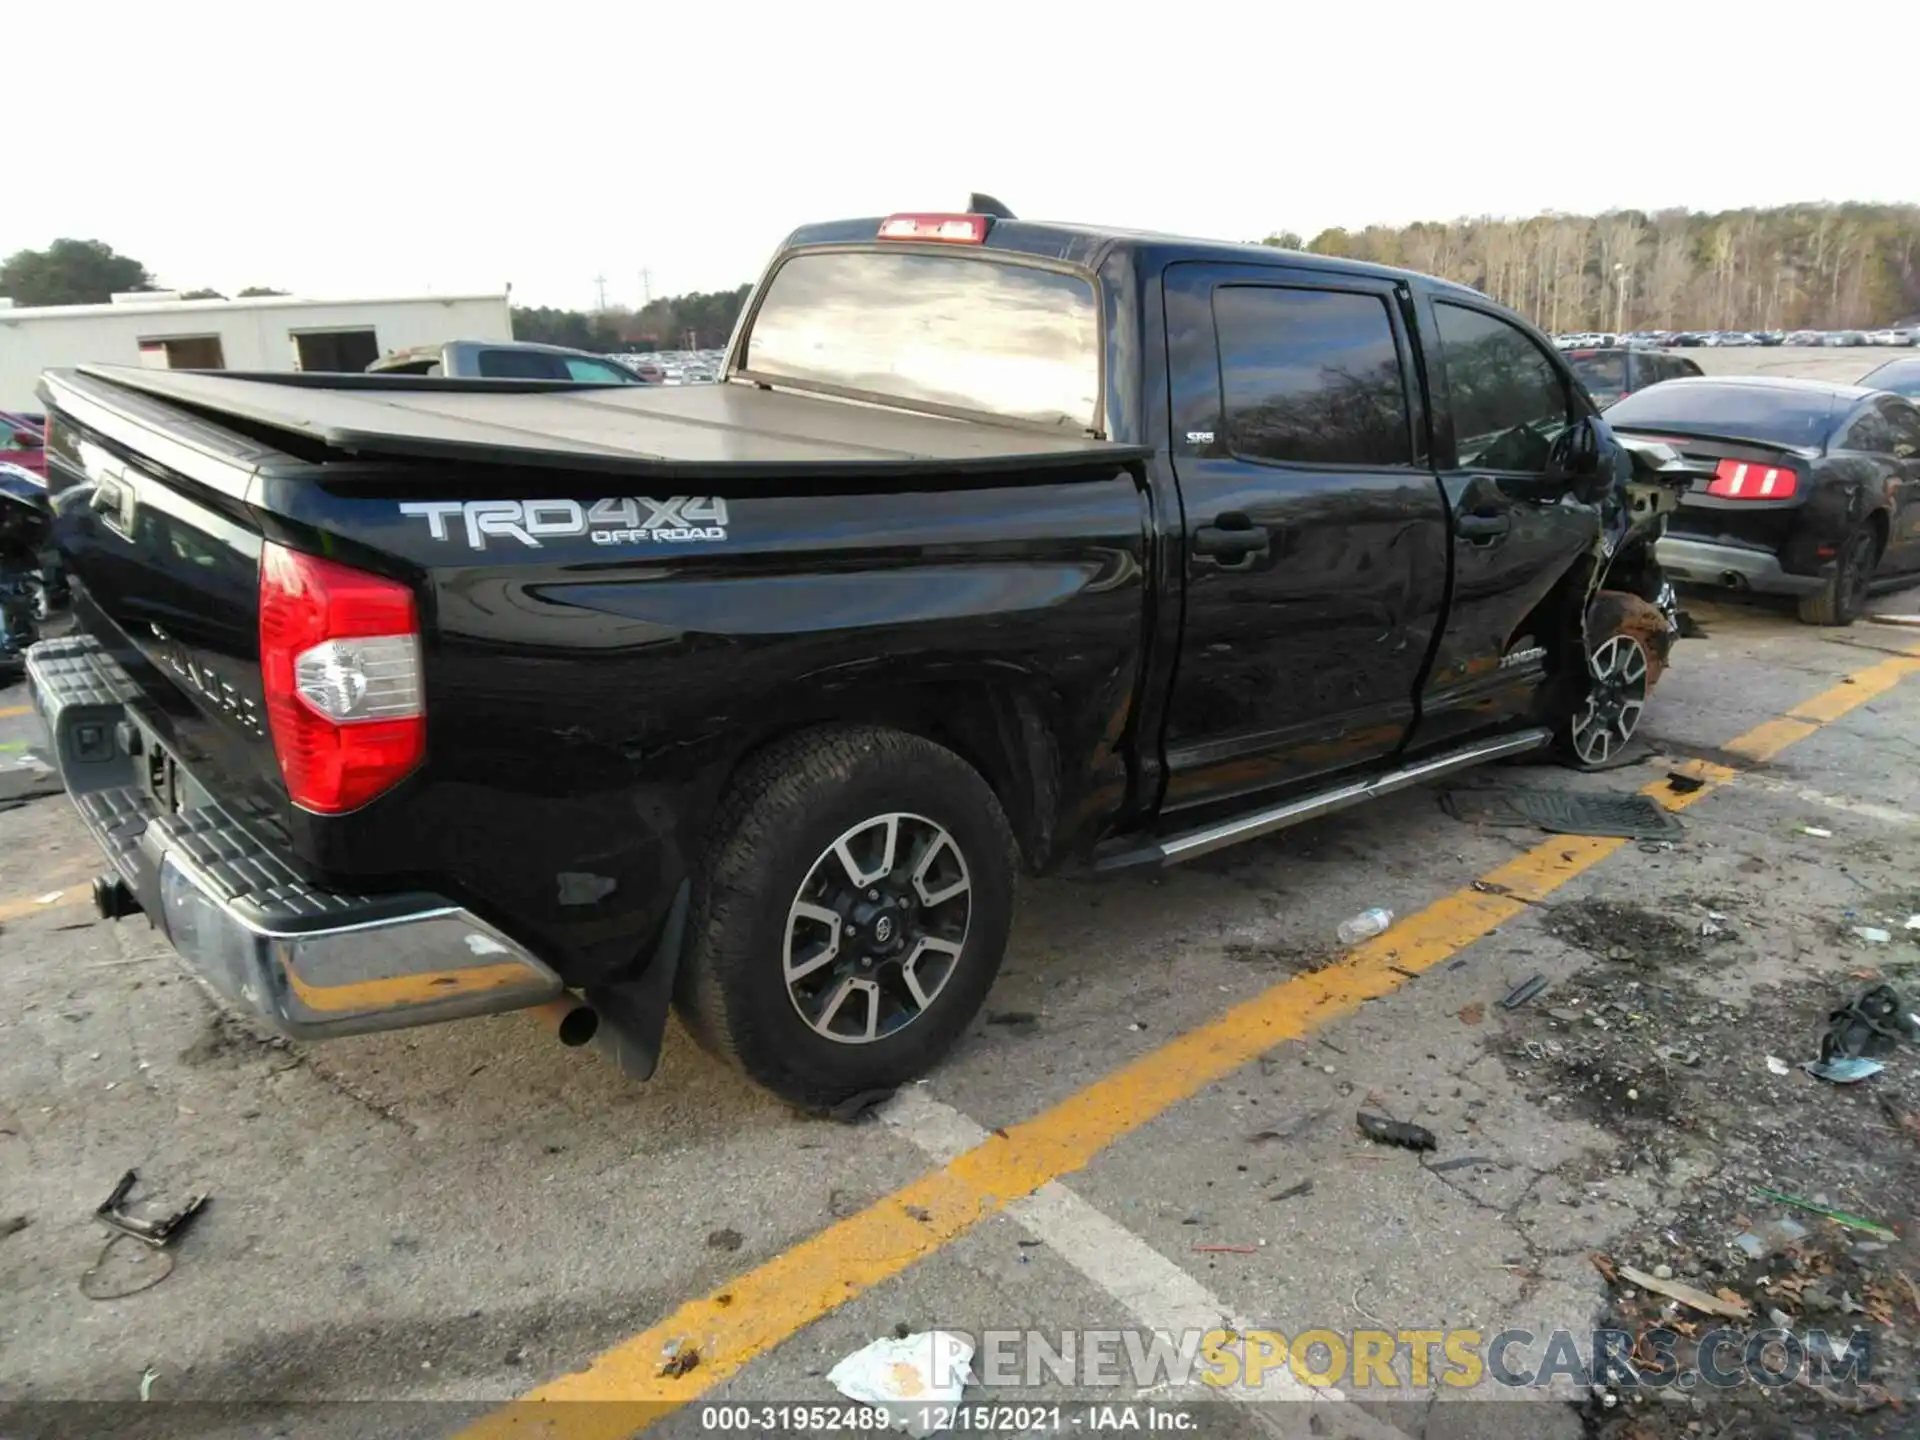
<box><xmin>1355</xmin><ymin>1112</ymin><xmax>1436</xmax><ymax>1152</ymax></box>
<box><xmin>1499</xmin><ymin>974</ymin><xmax>1551</xmax><ymax>1010</ymax></box>
<box><xmin>93</xmin><ymin>1170</ymin><xmax>208</xmax><ymax>1249</ymax></box>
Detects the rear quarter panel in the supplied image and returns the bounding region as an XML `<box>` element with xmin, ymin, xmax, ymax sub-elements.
<box><xmin>262</xmin><ymin>465</ymin><xmax>1153</xmax><ymax>984</ymax></box>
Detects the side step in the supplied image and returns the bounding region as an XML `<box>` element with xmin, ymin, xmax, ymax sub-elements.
<box><xmin>1097</xmin><ymin>728</ymin><xmax>1552</xmax><ymax>871</ymax></box>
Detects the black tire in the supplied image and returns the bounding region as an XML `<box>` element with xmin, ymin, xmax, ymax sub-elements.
<box><xmin>674</xmin><ymin>725</ymin><xmax>1017</xmax><ymax>1109</ymax></box>
<box><xmin>1555</xmin><ymin>592</ymin><xmax>1663</xmax><ymax>770</ymax></box>
<box><xmin>1797</xmin><ymin>521</ymin><xmax>1877</xmax><ymax>626</ymax></box>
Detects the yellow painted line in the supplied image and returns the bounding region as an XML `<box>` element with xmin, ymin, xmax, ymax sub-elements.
<box><xmin>0</xmin><ymin>884</ymin><xmax>90</xmax><ymax>925</ymax></box>
<box><xmin>0</xmin><ymin>704</ymin><xmax>29</xmax><ymax>719</ymax></box>
<box><xmin>457</xmin><ymin>642</ymin><xmax>1920</xmax><ymax>1439</ymax></box>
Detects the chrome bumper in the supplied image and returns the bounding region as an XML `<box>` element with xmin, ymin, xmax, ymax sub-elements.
<box><xmin>1654</xmin><ymin>537</ymin><xmax>1827</xmax><ymax>597</ymax></box>
<box><xmin>25</xmin><ymin>635</ymin><xmax>562</xmax><ymax>1039</ymax></box>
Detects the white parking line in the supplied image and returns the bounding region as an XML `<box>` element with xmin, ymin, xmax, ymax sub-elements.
<box><xmin>879</xmin><ymin>1088</ymin><xmax>1409</xmax><ymax>1437</ymax></box>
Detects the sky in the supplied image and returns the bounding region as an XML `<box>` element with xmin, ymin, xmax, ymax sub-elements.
<box><xmin>8</xmin><ymin>0</ymin><xmax>1913</xmax><ymax>311</ymax></box>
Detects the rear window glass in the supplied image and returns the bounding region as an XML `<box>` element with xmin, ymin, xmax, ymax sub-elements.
<box><xmin>1213</xmin><ymin>286</ymin><xmax>1411</xmax><ymax>466</ymax></box>
<box><xmin>1567</xmin><ymin>351</ymin><xmax>1628</xmax><ymax>395</ymax></box>
<box><xmin>1861</xmin><ymin>359</ymin><xmax>1920</xmax><ymax>399</ymax></box>
<box><xmin>1605</xmin><ymin>384</ymin><xmax>1839</xmax><ymax>449</ymax></box>
<box><xmin>744</xmin><ymin>250</ymin><xmax>1100</xmax><ymax>430</ymax></box>
<box><xmin>477</xmin><ymin>349</ymin><xmax>566</xmax><ymax>379</ymax></box>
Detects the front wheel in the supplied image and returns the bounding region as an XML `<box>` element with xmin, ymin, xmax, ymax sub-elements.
<box><xmin>674</xmin><ymin>726</ymin><xmax>1017</xmax><ymax>1109</ymax></box>
<box><xmin>1557</xmin><ymin>592</ymin><xmax>1667</xmax><ymax>770</ymax></box>
<box><xmin>1796</xmin><ymin>521</ymin><xmax>1877</xmax><ymax>626</ymax></box>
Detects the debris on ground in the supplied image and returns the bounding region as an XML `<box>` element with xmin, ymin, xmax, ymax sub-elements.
<box><xmin>828</xmin><ymin>1331</ymin><xmax>974</xmax><ymax>1436</ymax></box>
<box><xmin>1805</xmin><ymin>1055</ymin><xmax>1887</xmax><ymax>1084</ymax></box>
<box><xmin>1731</xmin><ymin>1216</ymin><xmax>1809</xmax><ymax>1259</ymax></box>
<box><xmin>1354</xmin><ymin>1112</ymin><xmax>1436</xmax><ymax>1151</ymax></box>
<box><xmin>1664</xmin><ymin>771</ymin><xmax>1705</xmax><ymax>794</ymax></box>
<box><xmin>139</xmin><ymin>1366</ymin><xmax>158</xmax><ymax>1401</ymax></box>
<box><xmin>0</xmin><ymin>1215</ymin><xmax>26</xmax><ymax>1240</ymax></box>
<box><xmin>1751</xmin><ymin>1186</ymin><xmax>1897</xmax><ymax>1241</ymax></box>
<box><xmin>1441</xmin><ymin>787</ymin><xmax>1683</xmax><ymax>840</ymax></box>
<box><xmin>1498</xmin><ymin>974</ymin><xmax>1550</xmax><ymax>1010</ymax></box>
<box><xmin>1820</xmin><ymin>983</ymin><xmax>1918</xmax><ymax>1063</ymax></box>
<box><xmin>1617</xmin><ymin>1262</ymin><xmax>1752</xmax><ymax>1318</ymax></box>
<box><xmin>1268</xmin><ymin>1179</ymin><xmax>1313</xmax><ymax>1202</ymax></box>
<box><xmin>1335</xmin><ymin>906</ymin><xmax>1393</xmax><ymax>944</ymax></box>
<box><xmin>658</xmin><ymin>1344</ymin><xmax>700</xmax><ymax>1379</ymax></box>
<box><xmin>1766</xmin><ymin>1055</ymin><xmax>1792</xmax><ymax>1075</ymax></box>
<box><xmin>94</xmin><ymin>1170</ymin><xmax>208</xmax><ymax>1249</ymax></box>
<box><xmin>706</xmin><ymin>1227</ymin><xmax>744</xmax><ymax>1251</ymax></box>
<box><xmin>1801</xmin><ymin>825</ymin><xmax>1834</xmax><ymax>838</ymax></box>
<box><xmin>1853</xmin><ymin>925</ymin><xmax>1893</xmax><ymax>944</ymax></box>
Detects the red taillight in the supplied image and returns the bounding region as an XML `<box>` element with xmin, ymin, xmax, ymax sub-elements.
<box><xmin>259</xmin><ymin>542</ymin><xmax>423</xmax><ymax>813</ymax></box>
<box><xmin>877</xmin><ymin>213</ymin><xmax>989</xmax><ymax>244</ymax></box>
<box><xmin>1706</xmin><ymin>459</ymin><xmax>1798</xmax><ymax>500</ymax></box>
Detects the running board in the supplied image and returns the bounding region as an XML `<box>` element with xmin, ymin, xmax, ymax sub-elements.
<box><xmin>1096</xmin><ymin>728</ymin><xmax>1553</xmax><ymax>871</ymax></box>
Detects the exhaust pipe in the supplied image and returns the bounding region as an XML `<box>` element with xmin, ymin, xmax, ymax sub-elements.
<box><xmin>1720</xmin><ymin>570</ymin><xmax>1749</xmax><ymax>590</ymax></box>
<box><xmin>528</xmin><ymin>996</ymin><xmax>599</xmax><ymax>1047</ymax></box>
<box><xmin>92</xmin><ymin>874</ymin><xmax>141</xmax><ymax>921</ymax></box>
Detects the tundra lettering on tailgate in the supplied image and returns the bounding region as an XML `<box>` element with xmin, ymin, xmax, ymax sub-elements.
<box><xmin>399</xmin><ymin>497</ymin><xmax>730</xmax><ymax>550</ymax></box>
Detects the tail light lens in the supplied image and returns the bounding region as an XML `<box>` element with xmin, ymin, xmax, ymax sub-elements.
<box><xmin>1706</xmin><ymin>459</ymin><xmax>1798</xmax><ymax>499</ymax></box>
<box><xmin>259</xmin><ymin>542</ymin><xmax>424</xmax><ymax>813</ymax></box>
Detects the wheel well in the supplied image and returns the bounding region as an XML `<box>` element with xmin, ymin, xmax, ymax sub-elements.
<box><xmin>709</xmin><ymin>686</ymin><xmax>1056</xmax><ymax>871</ymax></box>
<box><xmin>1867</xmin><ymin>508</ymin><xmax>1890</xmax><ymax>558</ymax></box>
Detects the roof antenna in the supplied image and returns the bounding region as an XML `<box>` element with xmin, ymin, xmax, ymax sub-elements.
<box><xmin>969</xmin><ymin>193</ymin><xmax>1015</xmax><ymax>220</ymax></box>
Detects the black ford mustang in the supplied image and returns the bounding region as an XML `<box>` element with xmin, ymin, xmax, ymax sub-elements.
<box><xmin>1606</xmin><ymin>377</ymin><xmax>1920</xmax><ymax>625</ymax></box>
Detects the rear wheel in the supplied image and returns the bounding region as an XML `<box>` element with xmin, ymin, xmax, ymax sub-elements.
<box><xmin>1796</xmin><ymin>521</ymin><xmax>1877</xmax><ymax>626</ymax></box>
<box><xmin>674</xmin><ymin>726</ymin><xmax>1017</xmax><ymax>1109</ymax></box>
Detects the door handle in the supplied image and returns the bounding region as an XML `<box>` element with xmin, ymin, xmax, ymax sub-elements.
<box><xmin>1193</xmin><ymin>512</ymin><xmax>1271</xmax><ymax>560</ymax></box>
<box><xmin>1456</xmin><ymin>511</ymin><xmax>1512</xmax><ymax>542</ymax></box>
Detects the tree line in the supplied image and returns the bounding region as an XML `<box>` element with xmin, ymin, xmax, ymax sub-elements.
<box><xmin>510</xmin><ymin>285</ymin><xmax>752</xmax><ymax>353</ymax></box>
<box><xmin>1269</xmin><ymin>203</ymin><xmax>1920</xmax><ymax>333</ymax></box>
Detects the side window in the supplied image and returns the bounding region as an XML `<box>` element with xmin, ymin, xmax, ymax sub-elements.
<box><xmin>1838</xmin><ymin>406</ymin><xmax>1893</xmax><ymax>454</ymax></box>
<box><xmin>476</xmin><ymin>348</ymin><xmax>568</xmax><ymax>379</ymax></box>
<box><xmin>563</xmin><ymin>356</ymin><xmax>638</xmax><ymax>383</ymax></box>
<box><xmin>1212</xmin><ymin>286</ymin><xmax>1412</xmax><ymax>467</ymax></box>
<box><xmin>1880</xmin><ymin>400</ymin><xmax>1920</xmax><ymax>460</ymax></box>
<box><xmin>1433</xmin><ymin>302</ymin><xmax>1572</xmax><ymax>473</ymax></box>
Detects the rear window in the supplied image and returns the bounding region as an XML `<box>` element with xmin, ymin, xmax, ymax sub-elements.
<box><xmin>743</xmin><ymin>250</ymin><xmax>1100</xmax><ymax>430</ymax></box>
<box><xmin>1861</xmin><ymin>359</ymin><xmax>1920</xmax><ymax>399</ymax></box>
<box><xmin>1605</xmin><ymin>383</ymin><xmax>1839</xmax><ymax>450</ymax></box>
<box><xmin>477</xmin><ymin>348</ymin><xmax>567</xmax><ymax>380</ymax></box>
<box><xmin>1567</xmin><ymin>351</ymin><xmax>1628</xmax><ymax>396</ymax></box>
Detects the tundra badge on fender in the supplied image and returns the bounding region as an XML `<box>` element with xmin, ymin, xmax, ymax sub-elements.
<box><xmin>399</xmin><ymin>497</ymin><xmax>730</xmax><ymax>550</ymax></box>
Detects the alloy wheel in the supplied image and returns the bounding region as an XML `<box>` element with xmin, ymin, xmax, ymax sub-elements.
<box><xmin>1570</xmin><ymin>633</ymin><xmax>1650</xmax><ymax>766</ymax></box>
<box><xmin>784</xmin><ymin>812</ymin><xmax>972</xmax><ymax>1045</ymax></box>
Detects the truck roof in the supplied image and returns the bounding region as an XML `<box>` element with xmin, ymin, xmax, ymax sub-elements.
<box><xmin>781</xmin><ymin>216</ymin><xmax>1487</xmax><ymax>299</ymax></box>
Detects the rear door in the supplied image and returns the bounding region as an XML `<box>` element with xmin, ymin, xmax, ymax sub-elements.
<box><xmin>1159</xmin><ymin>262</ymin><xmax>1450</xmax><ymax>811</ymax></box>
<box><xmin>1411</xmin><ymin>290</ymin><xmax>1600</xmax><ymax>751</ymax></box>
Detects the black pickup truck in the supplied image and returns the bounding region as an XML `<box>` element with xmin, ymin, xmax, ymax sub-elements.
<box><xmin>27</xmin><ymin>207</ymin><xmax>1683</xmax><ymax>1108</ymax></box>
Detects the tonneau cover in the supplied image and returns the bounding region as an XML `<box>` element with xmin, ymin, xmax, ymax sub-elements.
<box><xmin>69</xmin><ymin>366</ymin><xmax>1148</xmax><ymax>479</ymax></box>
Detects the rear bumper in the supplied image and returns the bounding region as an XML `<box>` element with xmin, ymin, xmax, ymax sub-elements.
<box><xmin>25</xmin><ymin>634</ymin><xmax>563</xmax><ymax>1039</ymax></box>
<box><xmin>1652</xmin><ymin>537</ymin><xmax>1827</xmax><ymax>597</ymax></box>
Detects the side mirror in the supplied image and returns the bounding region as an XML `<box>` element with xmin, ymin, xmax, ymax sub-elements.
<box><xmin>1550</xmin><ymin>415</ymin><xmax>1621</xmax><ymax>503</ymax></box>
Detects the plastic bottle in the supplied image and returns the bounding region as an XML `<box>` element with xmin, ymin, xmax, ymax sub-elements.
<box><xmin>1337</xmin><ymin>907</ymin><xmax>1394</xmax><ymax>945</ymax></box>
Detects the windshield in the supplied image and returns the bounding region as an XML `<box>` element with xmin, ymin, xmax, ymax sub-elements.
<box><xmin>1567</xmin><ymin>351</ymin><xmax>1629</xmax><ymax>397</ymax></box>
<box><xmin>743</xmin><ymin>249</ymin><xmax>1101</xmax><ymax>430</ymax></box>
<box><xmin>1605</xmin><ymin>383</ymin><xmax>1838</xmax><ymax>450</ymax></box>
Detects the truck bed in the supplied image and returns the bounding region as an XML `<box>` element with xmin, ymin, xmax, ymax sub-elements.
<box><xmin>71</xmin><ymin>365</ymin><xmax>1149</xmax><ymax>480</ymax></box>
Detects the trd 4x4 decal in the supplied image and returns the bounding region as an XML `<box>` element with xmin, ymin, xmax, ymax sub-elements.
<box><xmin>399</xmin><ymin>497</ymin><xmax>730</xmax><ymax>550</ymax></box>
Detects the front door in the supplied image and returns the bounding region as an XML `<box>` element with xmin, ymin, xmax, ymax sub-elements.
<box><xmin>1413</xmin><ymin>291</ymin><xmax>1601</xmax><ymax>752</ymax></box>
<box><xmin>1159</xmin><ymin>262</ymin><xmax>1450</xmax><ymax>813</ymax></box>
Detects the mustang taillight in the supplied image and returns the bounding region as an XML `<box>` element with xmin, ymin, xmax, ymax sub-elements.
<box><xmin>877</xmin><ymin>213</ymin><xmax>989</xmax><ymax>244</ymax></box>
<box><xmin>1706</xmin><ymin>459</ymin><xmax>1798</xmax><ymax>499</ymax></box>
<box><xmin>259</xmin><ymin>542</ymin><xmax>423</xmax><ymax>813</ymax></box>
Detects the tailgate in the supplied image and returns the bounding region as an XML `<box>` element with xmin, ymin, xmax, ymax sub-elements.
<box><xmin>39</xmin><ymin>369</ymin><xmax>292</xmax><ymax>829</ymax></box>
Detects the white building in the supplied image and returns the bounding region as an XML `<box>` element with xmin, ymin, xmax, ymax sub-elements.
<box><xmin>0</xmin><ymin>291</ymin><xmax>514</xmax><ymax>410</ymax></box>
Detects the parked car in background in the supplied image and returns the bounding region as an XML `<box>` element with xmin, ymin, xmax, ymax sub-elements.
<box><xmin>1859</xmin><ymin>356</ymin><xmax>1920</xmax><ymax>400</ymax></box>
<box><xmin>1607</xmin><ymin>377</ymin><xmax>1920</xmax><ymax>625</ymax></box>
<box><xmin>366</xmin><ymin>340</ymin><xmax>658</xmax><ymax>383</ymax></box>
<box><xmin>1564</xmin><ymin>348</ymin><xmax>1703</xmax><ymax>408</ymax></box>
<box><xmin>0</xmin><ymin>409</ymin><xmax>45</xmax><ymax>480</ymax></box>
